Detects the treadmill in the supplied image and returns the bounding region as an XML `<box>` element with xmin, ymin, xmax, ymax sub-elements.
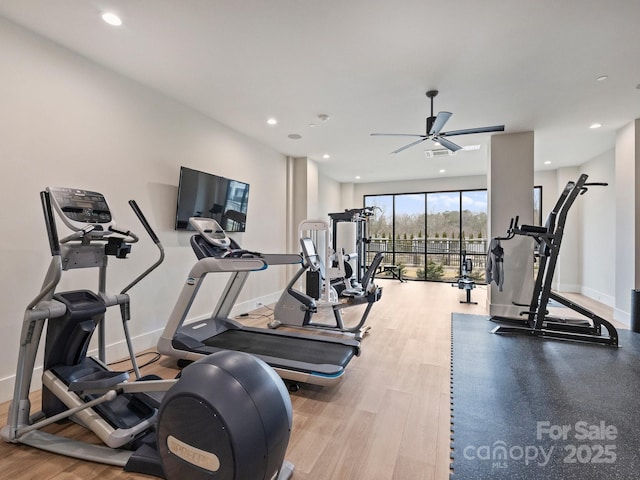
<box><xmin>157</xmin><ymin>218</ymin><xmax>361</xmax><ymax>387</ymax></box>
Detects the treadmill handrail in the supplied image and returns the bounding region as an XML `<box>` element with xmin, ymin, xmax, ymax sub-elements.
<box><xmin>189</xmin><ymin>256</ymin><xmax>268</xmax><ymax>277</ymax></box>
<box><xmin>259</xmin><ymin>253</ymin><xmax>303</xmax><ymax>265</ymax></box>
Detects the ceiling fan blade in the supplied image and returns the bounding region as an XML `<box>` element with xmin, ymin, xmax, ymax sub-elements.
<box><xmin>441</xmin><ymin>125</ymin><xmax>505</xmax><ymax>137</ymax></box>
<box><xmin>429</xmin><ymin>111</ymin><xmax>452</xmax><ymax>135</ymax></box>
<box><xmin>391</xmin><ymin>137</ymin><xmax>429</xmax><ymax>154</ymax></box>
<box><xmin>434</xmin><ymin>136</ymin><xmax>463</xmax><ymax>152</ymax></box>
<box><xmin>371</xmin><ymin>133</ymin><xmax>425</xmax><ymax>137</ymax></box>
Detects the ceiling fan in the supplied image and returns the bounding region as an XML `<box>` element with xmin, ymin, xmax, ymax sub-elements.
<box><xmin>371</xmin><ymin>90</ymin><xmax>505</xmax><ymax>154</ymax></box>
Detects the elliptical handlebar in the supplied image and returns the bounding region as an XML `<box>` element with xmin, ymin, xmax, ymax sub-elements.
<box><xmin>108</xmin><ymin>226</ymin><xmax>139</xmax><ymax>244</ymax></box>
<box><xmin>41</xmin><ymin>190</ymin><xmax>61</xmax><ymax>257</ymax></box>
<box><xmin>119</xmin><ymin>200</ymin><xmax>165</xmax><ymax>296</ymax></box>
<box><xmin>128</xmin><ymin>200</ymin><xmax>161</xmax><ymax>245</ymax></box>
<box><xmin>59</xmin><ymin>225</ymin><xmax>96</xmax><ymax>244</ymax></box>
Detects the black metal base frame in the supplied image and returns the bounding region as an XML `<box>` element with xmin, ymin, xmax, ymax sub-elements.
<box><xmin>491</xmin><ymin>308</ymin><xmax>619</xmax><ymax>347</ymax></box>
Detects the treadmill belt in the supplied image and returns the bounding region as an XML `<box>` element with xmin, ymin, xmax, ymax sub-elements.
<box><xmin>203</xmin><ymin>329</ymin><xmax>355</xmax><ymax>368</ymax></box>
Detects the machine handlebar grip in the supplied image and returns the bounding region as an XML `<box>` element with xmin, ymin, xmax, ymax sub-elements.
<box><xmin>41</xmin><ymin>190</ymin><xmax>60</xmax><ymax>256</ymax></box>
<box><xmin>128</xmin><ymin>200</ymin><xmax>160</xmax><ymax>244</ymax></box>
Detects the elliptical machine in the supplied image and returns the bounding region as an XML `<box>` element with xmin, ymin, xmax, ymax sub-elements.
<box><xmin>1</xmin><ymin>187</ymin><xmax>294</xmax><ymax>479</ymax></box>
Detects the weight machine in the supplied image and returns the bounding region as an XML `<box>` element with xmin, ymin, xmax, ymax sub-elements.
<box><xmin>270</xmin><ymin>219</ymin><xmax>384</xmax><ymax>338</ymax></box>
<box><xmin>328</xmin><ymin>207</ymin><xmax>376</xmax><ymax>284</ymax></box>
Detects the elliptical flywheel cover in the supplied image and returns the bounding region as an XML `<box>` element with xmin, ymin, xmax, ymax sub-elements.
<box><xmin>157</xmin><ymin>350</ymin><xmax>292</xmax><ymax>480</ymax></box>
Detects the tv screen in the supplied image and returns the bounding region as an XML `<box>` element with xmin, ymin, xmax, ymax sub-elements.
<box><xmin>175</xmin><ymin>166</ymin><xmax>249</xmax><ymax>232</ymax></box>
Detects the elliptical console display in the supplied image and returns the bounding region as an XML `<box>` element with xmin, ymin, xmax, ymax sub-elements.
<box><xmin>48</xmin><ymin>187</ymin><xmax>115</xmax><ymax>232</ymax></box>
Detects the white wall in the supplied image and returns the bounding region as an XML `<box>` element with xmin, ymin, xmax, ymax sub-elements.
<box><xmin>0</xmin><ymin>19</ymin><xmax>288</xmax><ymax>400</ymax></box>
<box><xmin>318</xmin><ymin>171</ymin><xmax>342</xmax><ymax>220</ymax></box>
<box><xmin>614</xmin><ymin>120</ymin><xmax>640</xmax><ymax>324</ymax></box>
<box><xmin>579</xmin><ymin>150</ymin><xmax>615</xmax><ymax>306</ymax></box>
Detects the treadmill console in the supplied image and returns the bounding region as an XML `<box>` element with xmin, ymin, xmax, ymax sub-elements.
<box><xmin>189</xmin><ymin>217</ymin><xmax>232</xmax><ymax>249</ymax></box>
<box><xmin>47</xmin><ymin>187</ymin><xmax>115</xmax><ymax>232</ymax></box>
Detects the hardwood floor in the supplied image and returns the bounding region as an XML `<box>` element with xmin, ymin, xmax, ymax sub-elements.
<box><xmin>0</xmin><ymin>281</ymin><xmax>618</xmax><ymax>479</ymax></box>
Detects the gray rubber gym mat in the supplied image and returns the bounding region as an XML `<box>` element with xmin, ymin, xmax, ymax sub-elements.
<box><xmin>450</xmin><ymin>313</ymin><xmax>640</xmax><ymax>480</ymax></box>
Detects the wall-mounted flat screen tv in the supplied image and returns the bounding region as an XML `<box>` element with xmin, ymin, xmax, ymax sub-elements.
<box><xmin>175</xmin><ymin>166</ymin><xmax>250</xmax><ymax>232</ymax></box>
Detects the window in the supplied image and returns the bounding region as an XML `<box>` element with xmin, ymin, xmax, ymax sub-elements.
<box><xmin>365</xmin><ymin>190</ymin><xmax>487</xmax><ymax>282</ymax></box>
<box><xmin>364</xmin><ymin>187</ymin><xmax>538</xmax><ymax>282</ymax></box>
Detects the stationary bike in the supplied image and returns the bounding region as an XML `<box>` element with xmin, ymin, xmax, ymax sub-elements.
<box><xmin>1</xmin><ymin>187</ymin><xmax>294</xmax><ymax>479</ymax></box>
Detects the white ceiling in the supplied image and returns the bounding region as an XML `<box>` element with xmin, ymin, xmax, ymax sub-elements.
<box><xmin>2</xmin><ymin>0</ymin><xmax>640</xmax><ymax>183</ymax></box>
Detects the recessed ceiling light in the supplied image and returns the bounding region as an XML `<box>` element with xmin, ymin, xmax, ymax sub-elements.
<box><xmin>596</xmin><ymin>75</ymin><xmax>608</xmax><ymax>82</ymax></box>
<box><xmin>355</xmin><ymin>176</ymin><xmax>361</xmax><ymax>180</ymax></box>
<box><xmin>102</xmin><ymin>12</ymin><xmax>122</xmax><ymax>26</ymax></box>
<box><xmin>267</xmin><ymin>118</ymin><xmax>278</xmax><ymax>126</ymax></box>
<box><xmin>590</xmin><ymin>123</ymin><xmax>602</xmax><ymax>129</ymax></box>
<box><xmin>288</xmin><ymin>134</ymin><xmax>302</xmax><ymax>140</ymax></box>
<box><xmin>462</xmin><ymin>144</ymin><xmax>481</xmax><ymax>151</ymax></box>
<box><xmin>308</xmin><ymin>123</ymin><xmax>317</xmax><ymax>127</ymax></box>
<box><xmin>439</xmin><ymin>169</ymin><xmax>446</xmax><ymax>173</ymax></box>
<box><xmin>544</xmin><ymin>161</ymin><xmax>552</xmax><ymax>165</ymax></box>
<box><xmin>322</xmin><ymin>154</ymin><xmax>330</xmax><ymax>159</ymax></box>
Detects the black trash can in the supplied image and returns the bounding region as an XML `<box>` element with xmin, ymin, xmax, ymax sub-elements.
<box><xmin>632</xmin><ymin>289</ymin><xmax>640</xmax><ymax>333</ymax></box>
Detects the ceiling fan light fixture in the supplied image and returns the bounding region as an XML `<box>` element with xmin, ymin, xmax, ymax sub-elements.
<box><xmin>371</xmin><ymin>90</ymin><xmax>504</xmax><ymax>154</ymax></box>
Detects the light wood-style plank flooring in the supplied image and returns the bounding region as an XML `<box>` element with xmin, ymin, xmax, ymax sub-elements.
<box><xmin>0</xmin><ymin>281</ymin><xmax>619</xmax><ymax>479</ymax></box>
